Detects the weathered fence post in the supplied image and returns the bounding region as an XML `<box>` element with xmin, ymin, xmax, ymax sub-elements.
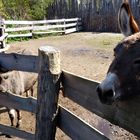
<box><xmin>35</xmin><ymin>46</ymin><xmax>61</xmax><ymax>140</ymax></box>
<box><xmin>0</xmin><ymin>27</ymin><xmax>6</xmax><ymax>48</ymax></box>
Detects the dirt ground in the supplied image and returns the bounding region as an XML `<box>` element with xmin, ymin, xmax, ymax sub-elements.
<box><xmin>0</xmin><ymin>32</ymin><xmax>139</xmax><ymax>140</ymax></box>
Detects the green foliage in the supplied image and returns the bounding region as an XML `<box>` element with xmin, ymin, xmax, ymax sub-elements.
<box><xmin>7</xmin><ymin>37</ymin><xmax>30</xmax><ymax>44</ymax></box>
<box><xmin>1</xmin><ymin>0</ymin><xmax>54</xmax><ymax>20</ymax></box>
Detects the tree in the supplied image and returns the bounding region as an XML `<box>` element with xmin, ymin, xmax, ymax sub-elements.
<box><xmin>0</xmin><ymin>0</ymin><xmax>7</xmax><ymax>18</ymax></box>
<box><xmin>1</xmin><ymin>0</ymin><xmax>54</xmax><ymax>20</ymax></box>
<box><xmin>2</xmin><ymin>0</ymin><xmax>31</xmax><ymax>20</ymax></box>
<box><xmin>29</xmin><ymin>0</ymin><xmax>54</xmax><ymax>20</ymax></box>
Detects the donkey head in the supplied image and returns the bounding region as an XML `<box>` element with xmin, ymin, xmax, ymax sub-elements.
<box><xmin>96</xmin><ymin>1</ymin><xmax>140</xmax><ymax>105</ymax></box>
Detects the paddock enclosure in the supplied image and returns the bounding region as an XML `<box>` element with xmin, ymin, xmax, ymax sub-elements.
<box><xmin>0</xmin><ymin>32</ymin><xmax>139</xmax><ymax>140</ymax></box>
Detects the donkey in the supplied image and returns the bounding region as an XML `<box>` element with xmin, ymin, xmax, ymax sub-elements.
<box><xmin>96</xmin><ymin>0</ymin><xmax>140</xmax><ymax>105</ymax></box>
<box><xmin>0</xmin><ymin>50</ymin><xmax>37</xmax><ymax>128</ymax></box>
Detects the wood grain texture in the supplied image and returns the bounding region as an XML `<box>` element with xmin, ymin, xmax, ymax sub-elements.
<box><xmin>0</xmin><ymin>124</ymin><xmax>34</xmax><ymax>140</ymax></box>
<box><xmin>35</xmin><ymin>46</ymin><xmax>61</xmax><ymax>140</ymax></box>
<box><xmin>58</xmin><ymin>105</ymin><xmax>109</xmax><ymax>140</ymax></box>
<box><xmin>0</xmin><ymin>53</ymin><xmax>38</xmax><ymax>73</ymax></box>
<box><xmin>0</xmin><ymin>91</ymin><xmax>37</xmax><ymax>113</ymax></box>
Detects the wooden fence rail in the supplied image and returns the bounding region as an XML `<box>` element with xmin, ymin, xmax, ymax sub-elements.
<box><xmin>0</xmin><ymin>46</ymin><xmax>139</xmax><ymax>139</ymax></box>
<box><xmin>61</xmin><ymin>71</ymin><xmax>140</xmax><ymax>138</ymax></box>
<box><xmin>0</xmin><ymin>18</ymin><xmax>82</xmax><ymax>38</ymax></box>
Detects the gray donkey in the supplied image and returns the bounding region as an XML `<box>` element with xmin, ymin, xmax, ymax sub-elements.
<box><xmin>0</xmin><ymin>49</ymin><xmax>37</xmax><ymax>128</ymax></box>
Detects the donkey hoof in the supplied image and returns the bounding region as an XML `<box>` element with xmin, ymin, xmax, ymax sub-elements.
<box><xmin>16</xmin><ymin>124</ymin><xmax>20</xmax><ymax>128</ymax></box>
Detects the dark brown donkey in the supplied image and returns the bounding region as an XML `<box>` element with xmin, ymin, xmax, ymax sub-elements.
<box><xmin>96</xmin><ymin>0</ymin><xmax>140</xmax><ymax>105</ymax></box>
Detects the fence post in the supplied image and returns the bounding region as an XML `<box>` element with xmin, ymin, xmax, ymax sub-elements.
<box><xmin>35</xmin><ymin>46</ymin><xmax>61</xmax><ymax>140</ymax></box>
<box><xmin>0</xmin><ymin>19</ymin><xmax>6</xmax><ymax>48</ymax></box>
<box><xmin>0</xmin><ymin>27</ymin><xmax>5</xmax><ymax>48</ymax></box>
<box><xmin>76</xmin><ymin>18</ymin><xmax>79</xmax><ymax>32</ymax></box>
<box><xmin>30</xmin><ymin>22</ymin><xmax>33</xmax><ymax>39</ymax></box>
<box><xmin>63</xmin><ymin>19</ymin><xmax>66</xmax><ymax>34</ymax></box>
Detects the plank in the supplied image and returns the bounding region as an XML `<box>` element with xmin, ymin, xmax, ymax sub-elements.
<box><xmin>0</xmin><ymin>124</ymin><xmax>34</xmax><ymax>140</ymax></box>
<box><xmin>0</xmin><ymin>52</ymin><xmax>38</xmax><ymax>72</ymax></box>
<box><xmin>33</xmin><ymin>25</ymin><xmax>64</xmax><ymax>31</ymax></box>
<box><xmin>4</xmin><ymin>20</ymin><xmax>33</xmax><ymax>25</ymax></box>
<box><xmin>65</xmin><ymin>27</ymin><xmax>77</xmax><ymax>34</ymax></box>
<box><xmin>8</xmin><ymin>33</ymin><xmax>32</xmax><ymax>38</ymax></box>
<box><xmin>4</xmin><ymin>18</ymin><xmax>80</xmax><ymax>25</ymax></box>
<box><xmin>0</xmin><ymin>91</ymin><xmax>37</xmax><ymax>113</ymax></box>
<box><xmin>65</xmin><ymin>18</ymin><xmax>79</xmax><ymax>22</ymax></box>
<box><xmin>6</xmin><ymin>26</ymin><xmax>33</xmax><ymax>32</ymax></box>
<box><xmin>33</xmin><ymin>30</ymin><xmax>64</xmax><ymax>35</ymax></box>
<box><xmin>62</xmin><ymin>71</ymin><xmax>140</xmax><ymax>137</ymax></box>
<box><xmin>33</xmin><ymin>18</ymin><xmax>80</xmax><ymax>24</ymax></box>
<box><xmin>65</xmin><ymin>23</ymin><xmax>77</xmax><ymax>28</ymax></box>
<box><xmin>58</xmin><ymin>106</ymin><xmax>109</xmax><ymax>140</ymax></box>
<box><xmin>33</xmin><ymin>19</ymin><xmax>65</xmax><ymax>24</ymax></box>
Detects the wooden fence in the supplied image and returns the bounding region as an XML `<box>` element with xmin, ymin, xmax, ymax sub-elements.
<box><xmin>0</xmin><ymin>46</ymin><xmax>139</xmax><ymax>139</ymax></box>
<box><xmin>0</xmin><ymin>18</ymin><xmax>82</xmax><ymax>38</ymax></box>
<box><xmin>47</xmin><ymin>0</ymin><xmax>140</xmax><ymax>32</ymax></box>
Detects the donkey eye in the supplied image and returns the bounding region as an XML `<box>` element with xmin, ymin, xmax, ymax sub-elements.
<box><xmin>4</xmin><ymin>75</ymin><xmax>8</xmax><ymax>79</ymax></box>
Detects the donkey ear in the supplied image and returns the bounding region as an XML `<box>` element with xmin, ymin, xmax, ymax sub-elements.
<box><xmin>118</xmin><ymin>2</ymin><xmax>139</xmax><ymax>37</ymax></box>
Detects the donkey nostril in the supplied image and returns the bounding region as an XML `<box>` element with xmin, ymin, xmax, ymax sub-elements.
<box><xmin>96</xmin><ymin>85</ymin><xmax>114</xmax><ymax>104</ymax></box>
<box><xmin>106</xmin><ymin>89</ymin><xmax>114</xmax><ymax>98</ymax></box>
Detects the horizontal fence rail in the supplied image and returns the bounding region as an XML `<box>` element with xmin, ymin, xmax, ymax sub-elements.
<box><xmin>0</xmin><ymin>18</ymin><xmax>82</xmax><ymax>38</ymax></box>
<box><xmin>58</xmin><ymin>105</ymin><xmax>109</xmax><ymax>140</ymax></box>
<box><xmin>0</xmin><ymin>52</ymin><xmax>38</xmax><ymax>72</ymax></box>
<box><xmin>0</xmin><ymin>124</ymin><xmax>34</xmax><ymax>140</ymax></box>
<box><xmin>0</xmin><ymin>91</ymin><xmax>36</xmax><ymax>113</ymax></box>
<box><xmin>62</xmin><ymin>70</ymin><xmax>140</xmax><ymax>138</ymax></box>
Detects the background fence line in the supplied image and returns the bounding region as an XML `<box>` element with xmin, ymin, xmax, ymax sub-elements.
<box><xmin>0</xmin><ymin>18</ymin><xmax>82</xmax><ymax>39</ymax></box>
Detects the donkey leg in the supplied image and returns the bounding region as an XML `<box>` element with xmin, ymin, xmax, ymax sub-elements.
<box><xmin>16</xmin><ymin>109</ymin><xmax>22</xmax><ymax>128</ymax></box>
<box><xmin>30</xmin><ymin>87</ymin><xmax>34</xmax><ymax>97</ymax></box>
<box><xmin>6</xmin><ymin>109</ymin><xmax>16</xmax><ymax>138</ymax></box>
<box><xmin>8</xmin><ymin>109</ymin><xmax>16</xmax><ymax>127</ymax></box>
<box><xmin>26</xmin><ymin>90</ymin><xmax>30</xmax><ymax>97</ymax></box>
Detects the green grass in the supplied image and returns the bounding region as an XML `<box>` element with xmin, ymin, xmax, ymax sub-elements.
<box><xmin>7</xmin><ymin>36</ymin><xmax>30</xmax><ymax>44</ymax></box>
<box><xmin>7</xmin><ymin>32</ymin><xmax>62</xmax><ymax>44</ymax></box>
<box><xmin>86</xmin><ymin>33</ymin><xmax>123</xmax><ymax>51</ymax></box>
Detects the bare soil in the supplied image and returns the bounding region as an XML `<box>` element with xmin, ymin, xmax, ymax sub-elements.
<box><xmin>0</xmin><ymin>32</ymin><xmax>139</xmax><ymax>140</ymax></box>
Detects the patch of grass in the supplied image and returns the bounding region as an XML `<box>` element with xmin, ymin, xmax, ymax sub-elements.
<box><xmin>33</xmin><ymin>32</ymin><xmax>62</xmax><ymax>39</ymax></box>
<box><xmin>7</xmin><ymin>37</ymin><xmax>30</xmax><ymax>44</ymax></box>
<box><xmin>7</xmin><ymin>32</ymin><xmax>62</xmax><ymax>43</ymax></box>
<box><xmin>86</xmin><ymin>33</ymin><xmax>123</xmax><ymax>51</ymax></box>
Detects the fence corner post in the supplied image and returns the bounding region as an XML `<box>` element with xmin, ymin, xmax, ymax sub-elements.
<box><xmin>35</xmin><ymin>46</ymin><xmax>61</xmax><ymax>140</ymax></box>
